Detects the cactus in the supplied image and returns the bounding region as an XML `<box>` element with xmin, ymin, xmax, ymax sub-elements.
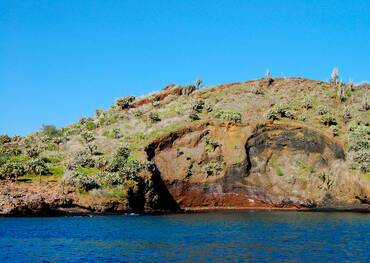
<box><xmin>189</xmin><ymin>112</ymin><xmax>200</xmax><ymax>121</ymax></box>
<box><xmin>116</xmin><ymin>96</ymin><xmax>136</xmax><ymax>109</ymax></box>
<box><xmin>331</xmin><ymin>67</ymin><xmax>339</xmax><ymax>83</ymax></box>
<box><xmin>192</xmin><ymin>100</ymin><xmax>205</xmax><ymax>113</ymax></box>
<box><xmin>149</xmin><ymin>112</ymin><xmax>161</xmax><ymax>123</ymax></box>
<box><xmin>317</xmin><ymin>105</ymin><xmax>329</xmax><ymax>115</ymax></box>
<box><xmin>343</xmin><ymin>107</ymin><xmax>352</xmax><ymax>123</ymax></box>
<box><xmin>265</xmin><ymin>104</ymin><xmax>293</xmax><ymax>120</ymax></box>
<box><xmin>302</xmin><ymin>97</ymin><xmax>313</xmax><ymax>109</ymax></box>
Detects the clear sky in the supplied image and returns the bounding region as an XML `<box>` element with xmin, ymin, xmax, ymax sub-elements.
<box><xmin>0</xmin><ymin>0</ymin><xmax>369</xmax><ymax>135</ymax></box>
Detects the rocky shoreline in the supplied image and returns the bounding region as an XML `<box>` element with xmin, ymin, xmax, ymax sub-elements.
<box><xmin>1</xmin><ymin>179</ymin><xmax>368</xmax><ymax>217</ymax></box>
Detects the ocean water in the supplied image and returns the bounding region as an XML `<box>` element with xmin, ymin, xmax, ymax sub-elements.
<box><xmin>0</xmin><ymin>211</ymin><xmax>369</xmax><ymax>262</ymax></box>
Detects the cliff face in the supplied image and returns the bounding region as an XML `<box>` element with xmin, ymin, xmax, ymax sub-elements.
<box><xmin>146</xmin><ymin>121</ymin><xmax>369</xmax><ymax>209</ymax></box>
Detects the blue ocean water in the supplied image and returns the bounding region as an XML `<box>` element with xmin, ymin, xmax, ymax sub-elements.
<box><xmin>0</xmin><ymin>211</ymin><xmax>369</xmax><ymax>262</ymax></box>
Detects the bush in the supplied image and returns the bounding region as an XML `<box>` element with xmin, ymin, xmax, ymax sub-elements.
<box><xmin>265</xmin><ymin>104</ymin><xmax>293</xmax><ymax>120</ymax></box>
<box><xmin>85</xmin><ymin>122</ymin><xmax>97</xmax><ymax>131</ymax></box>
<box><xmin>211</xmin><ymin>109</ymin><xmax>242</xmax><ymax>123</ymax></box>
<box><xmin>149</xmin><ymin>112</ymin><xmax>161</xmax><ymax>123</ymax></box>
<box><xmin>329</xmin><ymin>125</ymin><xmax>339</xmax><ymax>136</ymax></box>
<box><xmin>26</xmin><ymin>158</ymin><xmax>50</xmax><ymax>175</ymax></box>
<box><xmin>95</xmin><ymin>109</ymin><xmax>104</xmax><ymax>118</ymax></box>
<box><xmin>204</xmin><ymin>160</ymin><xmax>222</xmax><ymax>176</ymax></box>
<box><xmin>97</xmin><ymin>171</ymin><xmax>124</xmax><ymax>185</ymax></box>
<box><xmin>317</xmin><ymin>105</ymin><xmax>329</xmax><ymax>115</ymax></box>
<box><xmin>330</xmin><ymin>67</ymin><xmax>339</xmax><ymax>83</ymax></box>
<box><xmin>0</xmin><ymin>135</ymin><xmax>11</xmax><ymax>145</ymax></box>
<box><xmin>320</xmin><ymin>115</ymin><xmax>337</xmax><ymax>126</ymax></box>
<box><xmin>25</xmin><ymin>146</ymin><xmax>41</xmax><ymax>158</ymax></box>
<box><xmin>86</xmin><ymin>142</ymin><xmax>98</xmax><ymax>155</ymax></box>
<box><xmin>133</xmin><ymin>110</ymin><xmax>143</xmax><ymax>118</ymax></box>
<box><xmin>68</xmin><ymin>150</ymin><xmax>96</xmax><ymax>169</ymax></box>
<box><xmin>106</xmin><ymin>145</ymin><xmax>131</xmax><ymax>172</ymax></box>
<box><xmin>189</xmin><ymin>111</ymin><xmax>200</xmax><ymax>122</ymax></box>
<box><xmin>181</xmin><ymin>85</ymin><xmax>196</xmax><ymax>95</ymax></box>
<box><xmin>205</xmin><ymin>138</ymin><xmax>220</xmax><ymax>152</ymax></box>
<box><xmin>205</xmin><ymin>104</ymin><xmax>213</xmax><ymax>113</ymax></box>
<box><xmin>302</xmin><ymin>97</ymin><xmax>313</xmax><ymax>109</ymax></box>
<box><xmin>0</xmin><ymin>162</ymin><xmax>26</xmax><ymax>180</ymax></box>
<box><xmin>116</xmin><ymin>96</ymin><xmax>136</xmax><ymax>109</ymax></box>
<box><xmin>81</xmin><ymin>131</ymin><xmax>95</xmax><ymax>143</ymax></box>
<box><xmin>104</xmin><ymin>145</ymin><xmax>145</xmax><ymax>184</ymax></box>
<box><xmin>337</xmin><ymin>86</ymin><xmax>347</xmax><ymax>102</ymax></box>
<box><xmin>343</xmin><ymin>107</ymin><xmax>352</xmax><ymax>123</ymax></box>
<box><xmin>348</xmin><ymin>124</ymin><xmax>369</xmax><ymax>172</ymax></box>
<box><xmin>40</xmin><ymin>124</ymin><xmax>62</xmax><ymax>138</ymax></box>
<box><xmin>362</xmin><ymin>95</ymin><xmax>369</xmax><ymax>111</ymax></box>
<box><xmin>353</xmin><ymin>151</ymin><xmax>370</xmax><ymax>173</ymax></box>
<box><xmin>349</xmin><ymin>124</ymin><xmax>369</xmax><ymax>152</ymax></box>
<box><xmin>298</xmin><ymin>115</ymin><xmax>306</xmax><ymax>122</ymax></box>
<box><xmin>117</xmin><ymin>159</ymin><xmax>144</xmax><ymax>180</ymax></box>
<box><xmin>113</xmin><ymin>128</ymin><xmax>122</xmax><ymax>139</ymax></box>
<box><xmin>192</xmin><ymin>100</ymin><xmax>205</xmax><ymax>113</ymax></box>
<box><xmin>252</xmin><ymin>85</ymin><xmax>264</xmax><ymax>95</ymax></box>
<box><xmin>63</xmin><ymin>170</ymin><xmax>100</xmax><ymax>191</ymax></box>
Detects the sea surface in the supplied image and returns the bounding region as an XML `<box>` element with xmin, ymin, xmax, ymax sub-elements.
<box><xmin>0</xmin><ymin>211</ymin><xmax>369</xmax><ymax>262</ymax></box>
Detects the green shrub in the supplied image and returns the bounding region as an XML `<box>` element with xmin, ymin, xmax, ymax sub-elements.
<box><xmin>204</xmin><ymin>160</ymin><xmax>222</xmax><ymax>176</ymax></box>
<box><xmin>362</xmin><ymin>95</ymin><xmax>369</xmax><ymax>111</ymax></box>
<box><xmin>348</xmin><ymin>124</ymin><xmax>369</xmax><ymax>172</ymax></box>
<box><xmin>302</xmin><ymin>97</ymin><xmax>313</xmax><ymax>109</ymax></box>
<box><xmin>181</xmin><ymin>85</ymin><xmax>196</xmax><ymax>95</ymax></box>
<box><xmin>189</xmin><ymin>111</ymin><xmax>200</xmax><ymax>122</ymax></box>
<box><xmin>68</xmin><ymin>150</ymin><xmax>95</xmax><ymax>169</ymax></box>
<box><xmin>26</xmin><ymin>158</ymin><xmax>50</xmax><ymax>176</ymax></box>
<box><xmin>320</xmin><ymin>115</ymin><xmax>337</xmax><ymax>126</ymax></box>
<box><xmin>133</xmin><ymin>110</ymin><xmax>143</xmax><ymax>118</ymax></box>
<box><xmin>116</xmin><ymin>96</ymin><xmax>136</xmax><ymax>109</ymax></box>
<box><xmin>252</xmin><ymin>85</ymin><xmax>264</xmax><ymax>95</ymax></box>
<box><xmin>349</xmin><ymin>124</ymin><xmax>369</xmax><ymax>151</ymax></box>
<box><xmin>81</xmin><ymin>131</ymin><xmax>95</xmax><ymax>143</ymax></box>
<box><xmin>25</xmin><ymin>146</ymin><xmax>40</xmax><ymax>158</ymax></box>
<box><xmin>0</xmin><ymin>135</ymin><xmax>11</xmax><ymax>145</ymax></box>
<box><xmin>104</xmin><ymin>144</ymin><xmax>146</xmax><ymax>183</ymax></box>
<box><xmin>95</xmin><ymin>109</ymin><xmax>104</xmax><ymax>118</ymax></box>
<box><xmin>192</xmin><ymin>100</ymin><xmax>205</xmax><ymax>113</ymax></box>
<box><xmin>63</xmin><ymin>170</ymin><xmax>100</xmax><ymax>191</ymax></box>
<box><xmin>265</xmin><ymin>104</ymin><xmax>293</xmax><ymax>120</ymax></box>
<box><xmin>205</xmin><ymin>138</ymin><xmax>221</xmax><ymax>152</ymax></box>
<box><xmin>106</xmin><ymin>144</ymin><xmax>131</xmax><ymax>172</ymax></box>
<box><xmin>329</xmin><ymin>125</ymin><xmax>339</xmax><ymax>136</ymax></box>
<box><xmin>0</xmin><ymin>162</ymin><xmax>26</xmax><ymax>180</ymax></box>
<box><xmin>149</xmin><ymin>112</ymin><xmax>161</xmax><ymax>123</ymax></box>
<box><xmin>114</xmin><ymin>128</ymin><xmax>123</xmax><ymax>139</ymax></box>
<box><xmin>337</xmin><ymin>86</ymin><xmax>347</xmax><ymax>102</ymax></box>
<box><xmin>211</xmin><ymin>109</ymin><xmax>242</xmax><ymax>123</ymax></box>
<box><xmin>317</xmin><ymin>105</ymin><xmax>329</xmax><ymax>115</ymax></box>
<box><xmin>40</xmin><ymin>124</ymin><xmax>62</xmax><ymax>138</ymax></box>
<box><xmin>298</xmin><ymin>115</ymin><xmax>306</xmax><ymax>122</ymax></box>
<box><xmin>353</xmin><ymin>151</ymin><xmax>370</xmax><ymax>173</ymax></box>
<box><xmin>85</xmin><ymin>122</ymin><xmax>97</xmax><ymax>131</ymax></box>
<box><xmin>86</xmin><ymin>142</ymin><xmax>98</xmax><ymax>155</ymax></box>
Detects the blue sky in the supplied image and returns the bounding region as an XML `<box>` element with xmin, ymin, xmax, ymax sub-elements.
<box><xmin>0</xmin><ymin>0</ymin><xmax>369</xmax><ymax>135</ymax></box>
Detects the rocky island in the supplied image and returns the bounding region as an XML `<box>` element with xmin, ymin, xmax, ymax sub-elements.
<box><xmin>0</xmin><ymin>77</ymin><xmax>369</xmax><ymax>215</ymax></box>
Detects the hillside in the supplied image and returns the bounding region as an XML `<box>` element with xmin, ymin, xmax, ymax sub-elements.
<box><xmin>0</xmin><ymin>77</ymin><xmax>369</xmax><ymax>215</ymax></box>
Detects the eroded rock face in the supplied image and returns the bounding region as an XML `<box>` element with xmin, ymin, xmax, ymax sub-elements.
<box><xmin>146</xmin><ymin>121</ymin><xmax>370</xmax><ymax>209</ymax></box>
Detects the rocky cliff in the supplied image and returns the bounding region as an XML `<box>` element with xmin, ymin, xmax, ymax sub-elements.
<box><xmin>0</xmin><ymin>77</ymin><xmax>369</xmax><ymax>215</ymax></box>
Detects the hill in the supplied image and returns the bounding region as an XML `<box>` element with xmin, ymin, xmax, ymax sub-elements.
<box><xmin>0</xmin><ymin>77</ymin><xmax>369</xmax><ymax>215</ymax></box>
